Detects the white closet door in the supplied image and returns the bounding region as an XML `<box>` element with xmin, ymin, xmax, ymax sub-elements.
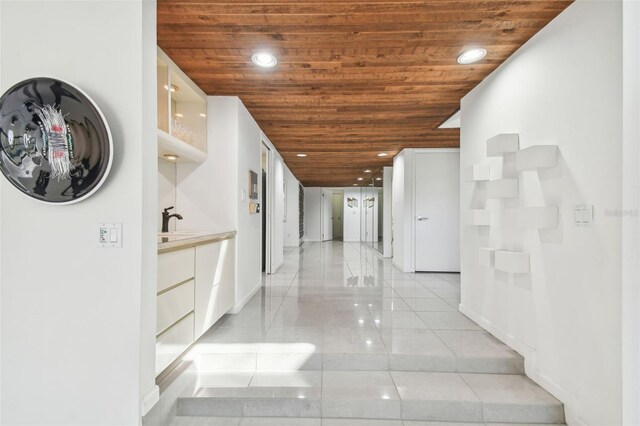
<box><xmin>414</xmin><ymin>152</ymin><xmax>460</xmax><ymax>272</ymax></box>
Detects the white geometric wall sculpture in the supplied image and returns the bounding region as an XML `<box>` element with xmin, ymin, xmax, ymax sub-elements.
<box><xmin>478</xmin><ymin>247</ymin><xmax>496</xmax><ymax>267</ymax></box>
<box><xmin>466</xmin><ymin>209</ymin><xmax>491</xmax><ymax>226</ymax></box>
<box><xmin>516</xmin><ymin>145</ymin><xmax>558</xmax><ymax>171</ymax></box>
<box><xmin>495</xmin><ymin>251</ymin><xmax>530</xmax><ymax>274</ymax></box>
<box><xmin>487</xmin><ymin>133</ymin><xmax>519</xmax><ymax>157</ymax></box>
<box><xmin>465</xmin><ymin>164</ymin><xmax>491</xmax><ymax>182</ymax></box>
<box><xmin>517</xmin><ymin>206</ymin><xmax>558</xmax><ymax>229</ymax></box>
<box><xmin>487</xmin><ymin>179</ymin><xmax>519</xmax><ymax>198</ymax></box>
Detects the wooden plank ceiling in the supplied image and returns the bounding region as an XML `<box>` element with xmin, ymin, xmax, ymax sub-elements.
<box><xmin>158</xmin><ymin>0</ymin><xmax>572</xmax><ymax>187</ymax></box>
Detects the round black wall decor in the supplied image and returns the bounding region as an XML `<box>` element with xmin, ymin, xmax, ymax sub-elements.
<box><xmin>0</xmin><ymin>77</ymin><xmax>113</xmax><ymax>204</ymax></box>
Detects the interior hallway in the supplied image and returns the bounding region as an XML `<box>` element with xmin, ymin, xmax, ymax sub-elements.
<box><xmin>161</xmin><ymin>242</ymin><xmax>564</xmax><ymax>425</ymax></box>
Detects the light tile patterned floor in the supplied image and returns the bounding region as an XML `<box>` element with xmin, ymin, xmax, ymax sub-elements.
<box><xmin>153</xmin><ymin>242</ymin><xmax>563</xmax><ymax>425</ymax></box>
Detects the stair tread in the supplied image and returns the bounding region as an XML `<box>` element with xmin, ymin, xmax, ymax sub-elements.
<box><xmin>177</xmin><ymin>371</ymin><xmax>564</xmax><ymax>424</ymax></box>
<box><xmin>170</xmin><ymin>416</ymin><xmax>566</xmax><ymax>426</ymax></box>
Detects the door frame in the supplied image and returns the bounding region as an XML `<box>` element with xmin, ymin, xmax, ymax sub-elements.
<box><xmin>321</xmin><ymin>189</ymin><xmax>333</xmax><ymax>241</ymax></box>
<box><xmin>406</xmin><ymin>148</ymin><xmax>460</xmax><ymax>272</ymax></box>
<box><xmin>412</xmin><ymin>149</ymin><xmax>460</xmax><ymax>272</ymax></box>
<box><xmin>261</xmin><ymin>141</ymin><xmax>273</xmax><ymax>274</ymax></box>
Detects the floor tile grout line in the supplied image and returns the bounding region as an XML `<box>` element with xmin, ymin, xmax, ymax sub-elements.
<box><xmin>387</xmin><ymin>368</ymin><xmax>404</xmax><ymax>421</ymax></box>
<box><xmin>458</xmin><ymin>369</ymin><xmax>487</xmax><ymax>424</ymax></box>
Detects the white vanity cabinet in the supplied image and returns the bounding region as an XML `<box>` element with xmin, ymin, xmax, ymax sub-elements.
<box><xmin>155</xmin><ymin>232</ymin><xmax>236</xmax><ymax>377</ymax></box>
<box><xmin>194</xmin><ymin>238</ymin><xmax>236</xmax><ymax>337</ymax></box>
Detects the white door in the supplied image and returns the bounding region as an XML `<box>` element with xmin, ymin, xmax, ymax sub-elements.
<box><xmin>322</xmin><ymin>190</ymin><xmax>333</xmax><ymax>241</ymax></box>
<box><xmin>414</xmin><ymin>152</ymin><xmax>460</xmax><ymax>272</ymax></box>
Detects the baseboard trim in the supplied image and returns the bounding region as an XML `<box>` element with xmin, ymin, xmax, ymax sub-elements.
<box><xmin>392</xmin><ymin>259</ymin><xmax>413</xmax><ymax>273</ymax></box>
<box><xmin>140</xmin><ymin>385</ymin><xmax>159</xmax><ymax>417</ymax></box>
<box><xmin>270</xmin><ymin>260</ymin><xmax>284</xmax><ymax>273</ymax></box>
<box><xmin>459</xmin><ymin>303</ymin><xmax>584</xmax><ymax>426</ymax></box>
<box><xmin>230</xmin><ymin>280</ymin><xmax>262</xmax><ymax>314</ymax></box>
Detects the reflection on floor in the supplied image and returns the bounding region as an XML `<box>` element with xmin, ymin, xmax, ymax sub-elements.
<box><xmin>149</xmin><ymin>242</ymin><xmax>565</xmax><ymax>426</ymax></box>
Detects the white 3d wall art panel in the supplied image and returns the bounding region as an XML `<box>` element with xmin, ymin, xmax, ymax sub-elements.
<box><xmin>517</xmin><ymin>206</ymin><xmax>559</xmax><ymax>229</ymax></box>
<box><xmin>466</xmin><ymin>209</ymin><xmax>491</xmax><ymax>226</ymax></box>
<box><xmin>516</xmin><ymin>145</ymin><xmax>558</xmax><ymax>171</ymax></box>
<box><xmin>486</xmin><ymin>178</ymin><xmax>519</xmax><ymax>198</ymax></box>
<box><xmin>478</xmin><ymin>247</ymin><xmax>496</xmax><ymax>267</ymax></box>
<box><xmin>465</xmin><ymin>164</ymin><xmax>491</xmax><ymax>182</ymax></box>
<box><xmin>486</xmin><ymin>133</ymin><xmax>519</xmax><ymax>157</ymax></box>
<box><xmin>494</xmin><ymin>250</ymin><xmax>530</xmax><ymax>274</ymax></box>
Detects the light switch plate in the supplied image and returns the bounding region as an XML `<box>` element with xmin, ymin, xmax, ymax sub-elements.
<box><xmin>99</xmin><ymin>223</ymin><xmax>122</xmax><ymax>247</ymax></box>
<box><xmin>573</xmin><ymin>205</ymin><xmax>593</xmax><ymax>227</ymax></box>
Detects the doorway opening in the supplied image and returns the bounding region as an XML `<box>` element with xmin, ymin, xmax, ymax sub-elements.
<box><xmin>261</xmin><ymin>144</ymin><xmax>270</xmax><ymax>273</ymax></box>
<box><xmin>332</xmin><ymin>191</ymin><xmax>344</xmax><ymax>241</ymax></box>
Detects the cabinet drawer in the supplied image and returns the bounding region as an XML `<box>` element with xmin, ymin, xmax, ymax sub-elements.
<box><xmin>155</xmin><ymin>312</ymin><xmax>194</xmax><ymax>376</ymax></box>
<box><xmin>157</xmin><ymin>280</ymin><xmax>194</xmax><ymax>335</ymax></box>
<box><xmin>158</xmin><ymin>248</ymin><xmax>195</xmax><ymax>293</ymax></box>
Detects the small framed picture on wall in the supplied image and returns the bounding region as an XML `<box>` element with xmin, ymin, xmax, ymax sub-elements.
<box><xmin>249</xmin><ymin>170</ymin><xmax>258</xmax><ymax>200</ymax></box>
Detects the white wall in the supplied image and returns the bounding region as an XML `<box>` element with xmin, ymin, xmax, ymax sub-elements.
<box><xmin>343</xmin><ymin>188</ymin><xmax>362</xmax><ymax>242</ymax></box>
<box><xmin>236</xmin><ymin>102</ymin><xmax>263</xmax><ymax>307</ymax></box>
<box><xmin>159</xmin><ymin>159</ymin><xmax>177</xmax><ymax>231</ymax></box>
<box><xmin>459</xmin><ymin>2</ymin><xmax>622</xmax><ymax>425</ymax></box>
<box><xmin>304</xmin><ymin>187</ymin><xmax>322</xmax><ymax>241</ymax></box>
<box><xmin>0</xmin><ymin>1</ymin><xmax>156</xmax><ymax>424</ymax></box>
<box><xmin>181</xmin><ymin>96</ymin><xmax>289</xmax><ymax>312</ymax></box>
<box><xmin>283</xmin><ymin>165</ymin><xmax>301</xmax><ymax>248</ymax></box>
<box><xmin>622</xmin><ymin>1</ymin><xmax>640</xmax><ymax>423</ymax></box>
<box><xmin>177</xmin><ymin>97</ymin><xmax>237</xmax><ymax>234</ymax></box>
<box><xmin>265</xmin><ymin>136</ymin><xmax>285</xmax><ymax>271</ymax></box>
<box><xmin>382</xmin><ymin>166</ymin><xmax>393</xmax><ymax>258</ymax></box>
<box><xmin>361</xmin><ymin>188</ymin><xmax>380</xmax><ymax>243</ymax></box>
<box><xmin>392</xmin><ymin>152</ymin><xmax>410</xmax><ymax>270</ymax></box>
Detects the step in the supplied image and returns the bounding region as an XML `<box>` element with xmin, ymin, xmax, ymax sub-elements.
<box><xmin>170</xmin><ymin>417</ymin><xmax>565</xmax><ymax>426</ymax></box>
<box><xmin>176</xmin><ymin>371</ymin><xmax>565</xmax><ymax>424</ymax></box>
<box><xmin>188</xmin><ymin>350</ymin><xmax>524</xmax><ymax>375</ymax></box>
<box><xmin>190</xmin><ymin>327</ymin><xmax>525</xmax><ymax>375</ymax></box>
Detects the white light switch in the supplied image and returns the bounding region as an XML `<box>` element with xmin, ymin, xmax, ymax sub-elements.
<box><xmin>99</xmin><ymin>223</ymin><xmax>122</xmax><ymax>247</ymax></box>
<box><xmin>573</xmin><ymin>205</ymin><xmax>594</xmax><ymax>227</ymax></box>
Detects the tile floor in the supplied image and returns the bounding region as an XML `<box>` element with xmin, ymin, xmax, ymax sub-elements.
<box><xmin>147</xmin><ymin>242</ymin><xmax>564</xmax><ymax>426</ymax></box>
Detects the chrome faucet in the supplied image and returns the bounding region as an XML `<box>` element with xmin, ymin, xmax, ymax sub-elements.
<box><xmin>161</xmin><ymin>206</ymin><xmax>183</xmax><ymax>233</ymax></box>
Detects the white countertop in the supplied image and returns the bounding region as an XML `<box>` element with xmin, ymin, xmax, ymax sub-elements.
<box><xmin>157</xmin><ymin>230</ymin><xmax>237</xmax><ymax>253</ymax></box>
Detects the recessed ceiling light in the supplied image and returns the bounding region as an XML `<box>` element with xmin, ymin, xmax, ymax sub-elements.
<box><xmin>377</xmin><ymin>152</ymin><xmax>388</xmax><ymax>157</ymax></box>
<box><xmin>376</xmin><ymin>177</ymin><xmax>382</xmax><ymax>181</ymax></box>
<box><xmin>174</xmin><ymin>113</ymin><xmax>183</xmax><ymax>118</ymax></box>
<box><xmin>353</xmin><ymin>184</ymin><xmax>358</xmax><ymax>186</ymax></box>
<box><xmin>199</xmin><ymin>113</ymin><xmax>206</xmax><ymax>118</ymax></box>
<box><xmin>252</xmin><ymin>52</ymin><xmax>278</xmax><ymax>68</ymax></box>
<box><xmin>364</xmin><ymin>169</ymin><xmax>372</xmax><ymax>173</ymax></box>
<box><xmin>357</xmin><ymin>177</ymin><xmax>364</xmax><ymax>181</ymax></box>
<box><xmin>296</xmin><ymin>153</ymin><xmax>307</xmax><ymax>157</ymax></box>
<box><xmin>457</xmin><ymin>48</ymin><xmax>487</xmax><ymax>65</ymax></box>
<box><xmin>164</xmin><ymin>154</ymin><xmax>179</xmax><ymax>161</ymax></box>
